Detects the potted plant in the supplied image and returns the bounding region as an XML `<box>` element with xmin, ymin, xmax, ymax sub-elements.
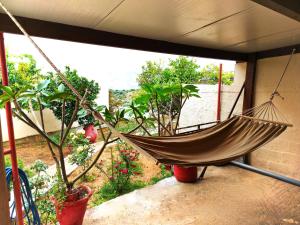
<box><xmin>129</xmin><ymin>83</ymin><xmax>200</xmax><ymax>183</ymax></box>
<box><xmin>0</xmin><ymin>69</ymin><xmax>110</xmax><ymax>225</ymax></box>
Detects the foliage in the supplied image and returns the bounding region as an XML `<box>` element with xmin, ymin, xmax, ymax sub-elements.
<box><xmin>4</xmin><ymin>156</ymin><xmax>33</xmax><ymax>177</ymax></box>
<box><xmin>67</xmin><ymin>130</ymin><xmax>95</xmax><ymax>181</ymax></box>
<box><xmin>29</xmin><ymin>160</ymin><xmax>56</xmax><ymax>225</ymax></box>
<box><xmin>93</xmin><ymin>142</ymin><xmax>144</xmax><ymax>204</ymax></box>
<box><xmin>137</xmin><ymin>56</ymin><xmax>201</xmax><ymax>86</ymax></box>
<box><xmin>199</xmin><ymin>64</ymin><xmax>234</xmax><ymax>85</ymax></box>
<box><xmin>92</xmin><ymin>180</ymin><xmax>146</xmax><ymax>206</ymax></box>
<box><xmin>5</xmin><ymin>54</ymin><xmax>43</xmax><ymax>91</ymax></box>
<box><xmin>137</xmin><ymin>56</ymin><xmax>234</xmax><ymax>86</ymax></box>
<box><xmin>46</xmin><ymin>66</ymin><xmax>100</xmax><ymax>126</ymax></box>
<box><xmin>129</xmin><ymin>83</ymin><xmax>200</xmax><ymax>135</ymax></box>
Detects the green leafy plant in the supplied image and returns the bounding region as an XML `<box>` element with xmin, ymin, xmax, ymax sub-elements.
<box><xmin>129</xmin><ymin>83</ymin><xmax>200</xmax><ymax>136</ymax></box>
<box><xmin>29</xmin><ymin>160</ymin><xmax>56</xmax><ymax>225</ymax></box>
<box><xmin>93</xmin><ymin>142</ymin><xmax>145</xmax><ymax>205</ymax></box>
<box><xmin>199</xmin><ymin>64</ymin><xmax>234</xmax><ymax>85</ymax></box>
<box><xmin>67</xmin><ymin>130</ymin><xmax>95</xmax><ymax>181</ymax></box>
<box><xmin>137</xmin><ymin>56</ymin><xmax>201</xmax><ymax>86</ymax></box>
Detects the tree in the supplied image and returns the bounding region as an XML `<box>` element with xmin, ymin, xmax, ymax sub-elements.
<box><xmin>6</xmin><ymin>54</ymin><xmax>43</xmax><ymax>88</ymax></box>
<box><xmin>129</xmin><ymin>83</ymin><xmax>200</xmax><ymax>136</ymax></box>
<box><xmin>137</xmin><ymin>56</ymin><xmax>201</xmax><ymax>86</ymax></box>
<box><xmin>167</xmin><ymin>56</ymin><xmax>200</xmax><ymax>84</ymax></box>
<box><xmin>199</xmin><ymin>64</ymin><xmax>234</xmax><ymax>85</ymax></box>
<box><xmin>46</xmin><ymin>66</ymin><xmax>100</xmax><ymax>126</ymax></box>
<box><xmin>0</xmin><ymin>80</ymin><xmax>137</xmax><ymax>193</ymax></box>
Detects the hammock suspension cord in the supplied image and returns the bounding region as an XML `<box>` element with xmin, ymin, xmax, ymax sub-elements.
<box><xmin>269</xmin><ymin>48</ymin><xmax>296</xmax><ymax>101</ymax></box>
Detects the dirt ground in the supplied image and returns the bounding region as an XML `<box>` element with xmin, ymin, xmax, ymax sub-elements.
<box><xmin>69</xmin><ymin>144</ymin><xmax>162</xmax><ymax>206</ymax></box>
<box><xmin>8</xmin><ymin>134</ymin><xmax>162</xmax><ymax>203</ymax></box>
<box><xmin>84</xmin><ymin>165</ymin><xmax>300</xmax><ymax>225</ymax></box>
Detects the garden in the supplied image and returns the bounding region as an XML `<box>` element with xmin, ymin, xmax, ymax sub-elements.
<box><xmin>1</xmin><ymin>54</ymin><xmax>233</xmax><ymax>225</ymax></box>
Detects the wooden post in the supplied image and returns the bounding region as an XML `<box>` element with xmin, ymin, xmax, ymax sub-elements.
<box><xmin>243</xmin><ymin>54</ymin><xmax>257</xmax><ymax>164</ymax></box>
<box><xmin>0</xmin><ymin>118</ymin><xmax>11</xmax><ymax>225</ymax></box>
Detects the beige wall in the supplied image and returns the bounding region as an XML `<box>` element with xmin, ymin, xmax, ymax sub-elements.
<box><xmin>251</xmin><ymin>53</ymin><xmax>300</xmax><ymax>180</ymax></box>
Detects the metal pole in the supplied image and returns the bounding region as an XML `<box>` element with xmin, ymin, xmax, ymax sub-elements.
<box><xmin>217</xmin><ymin>64</ymin><xmax>222</xmax><ymax>121</ymax></box>
<box><xmin>0</xmin><ymin>32</ymin><xmax>24</xmax><ymax>225</ymax></box>
<box><xmin>231</xmin><ymin>161</ymin><xmax>300</xmax><ymax>187</ymax></box>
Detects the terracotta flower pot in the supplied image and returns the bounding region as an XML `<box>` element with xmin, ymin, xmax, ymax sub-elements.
<box><xmin>52</xmin><ymin>185</ymin><xmax>93</xmax><ymax>225</ymax></box>
<box><xmin>84</xmin><ymin>124</ymin><xmax>97</xmax><ymax>143</ymax></box>
<box><xmin>173</xmin><ymin>165</ymin><xmax>198</xmax><ymax>183</ymax></box>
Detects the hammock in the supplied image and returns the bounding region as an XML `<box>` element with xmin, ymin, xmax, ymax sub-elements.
<box><xmin>124</xmin><ymin>102</ymin><xmax>291</xmax><ymax>166</ymax></box>
<box><xmin>0</xmin><ymin>2</ymin><xmax>294</xmax><ymax>166</ymax></box>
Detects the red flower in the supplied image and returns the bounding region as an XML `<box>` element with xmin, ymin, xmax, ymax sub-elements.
<box><xmin>120</xmin><ymin>168</ymin><xmax>128</xmax><ymax>174</ymax></box>
<box><xmin>164</xmin><ymin>164</ymin><xmax>172</xmax><ymax>171</ymax></box>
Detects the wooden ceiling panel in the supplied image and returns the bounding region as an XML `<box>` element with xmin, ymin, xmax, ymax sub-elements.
<box><xmin>174</xmin><ymin>5</ymin><xmax>300</xmax><ymax>52</ymax></box>
<box><xmin>95</xmin><ymin>0</ymin><xmax>255</xmax><ymax>40</ymax></box>
<box><xmin>227</xmin><ymin>28</ymin><xmax>300</xmax><ymax>52</ymax></box>
<box><xmin>0</xmin><ymin>0</ymin><xmax>124</xmax><ymax>28</ymax></box>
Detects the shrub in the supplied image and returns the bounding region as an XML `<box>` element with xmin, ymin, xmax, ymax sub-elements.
<box><xmin>92</xmin><ymin>142</ymin><xmax>145</xmax><ymax>205</ymax></box>
<box><xmin>67</xmin><ymin>130</ymin><xmax>95</xmax><ymax>181</ymax></box>
<box><xmin>29</xmin><ymin>160</ymin><xmax>56</xmax><ymax>225</ymax></box>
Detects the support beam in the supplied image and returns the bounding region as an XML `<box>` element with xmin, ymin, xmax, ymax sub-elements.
<box><xmin>243</xmin><ymin>54</ymin><xmax>257</xmax><ymax>164</ymax></box>
<box><xmin>256</xmin><ymin>44</ymin><xmax>300</xmax><ymax>59</ymax></box>
<box><xmin>251</xmin><ymin>0</ymin><xmax>300</xmax><ymax>22</ymax></box>
<box><xmin>0</xmin><ymin>13</ymin><xmax>248</xmax><ymax>61</ymax></box>
<box><xmin>0</xmin><ymin>119</ymin><xmax>11</xmax><ymax>225</ymax></box>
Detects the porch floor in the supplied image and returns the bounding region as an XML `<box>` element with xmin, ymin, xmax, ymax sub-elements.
<box><xmin>84</xmin><ymin>166</ymin><xmax>300</xmax><ymax>225</ymax></box>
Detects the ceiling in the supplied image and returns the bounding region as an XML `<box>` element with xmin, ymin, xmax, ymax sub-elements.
<box><xmin>0</xmin><ymin>0</ymin><xmax>299</xmax><ymax>53</ymax></box>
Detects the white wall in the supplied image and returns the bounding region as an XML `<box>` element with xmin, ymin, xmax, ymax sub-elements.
<box><xmin>179</xmin><ymin>62</ymin><xmax>246</xmax><ymax>129</ymax></box>
<box><xmin>0</xmin><ymin>89</ymin><xmax>109</xmax><ymax>142</ymax></box>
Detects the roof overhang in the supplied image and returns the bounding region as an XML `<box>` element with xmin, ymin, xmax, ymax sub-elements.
<box><xmin>0</xmin><ymin>0</ymin><xmax>299</xmax><ymax>61</ymax></box>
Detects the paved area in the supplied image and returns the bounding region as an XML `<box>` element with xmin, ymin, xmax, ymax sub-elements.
<box><xmin>84</xmin><ymin>165</ymin><xmax>300</xmax><ymax>225</ymax></box>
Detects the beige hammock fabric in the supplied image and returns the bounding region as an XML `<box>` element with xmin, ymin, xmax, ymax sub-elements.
<box><xmin>124</xmin><ymin>115</ymin><xmax>287</xmax><ymax>166</ymax></box>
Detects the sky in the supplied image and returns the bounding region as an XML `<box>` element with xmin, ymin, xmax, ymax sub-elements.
<box><xmin>4</xmin><ymin>33</ymin><xmax>236</xmax><ymax>91</ymax></box>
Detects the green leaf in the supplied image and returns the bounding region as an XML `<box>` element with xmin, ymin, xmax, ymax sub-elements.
<box><xmin>58</xmin><ymin>84</ymin><xmax>65</xmax><ymax>93</ymax></box>
<box><xmin>77</xmin><ymin>108</ymin><xmax>87</xmax><ymax>118</ymax></box>
<box><xmin>0</xmin><ymin>85</ymin><xmax>14</xmax><ymax>97</ymax></box>
<box><xmin>37</xmin><ymin>80</ymin><xmax>50</xmax><ymax>91</ymax></box>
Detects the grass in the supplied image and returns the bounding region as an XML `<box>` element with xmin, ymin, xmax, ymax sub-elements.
<box><xmin>91</xmin><ymin>180</ymin><xmax>147</xmax><ymax>206</ymax></box>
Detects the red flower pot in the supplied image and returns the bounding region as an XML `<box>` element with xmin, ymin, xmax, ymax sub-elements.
<box><xmin>173</xmin><ymin>165</ymin><xmax>198</xmax><ymax>183</ymax></box>
<box><xmin>52</xmin><ymin>185</ymin><xmax>93</xmax><ymax>225</ymax></box>
<box><xmin>84</xmin><ymin>124</ymin><xmax>97</xmax><ymax>143</ymax></box>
